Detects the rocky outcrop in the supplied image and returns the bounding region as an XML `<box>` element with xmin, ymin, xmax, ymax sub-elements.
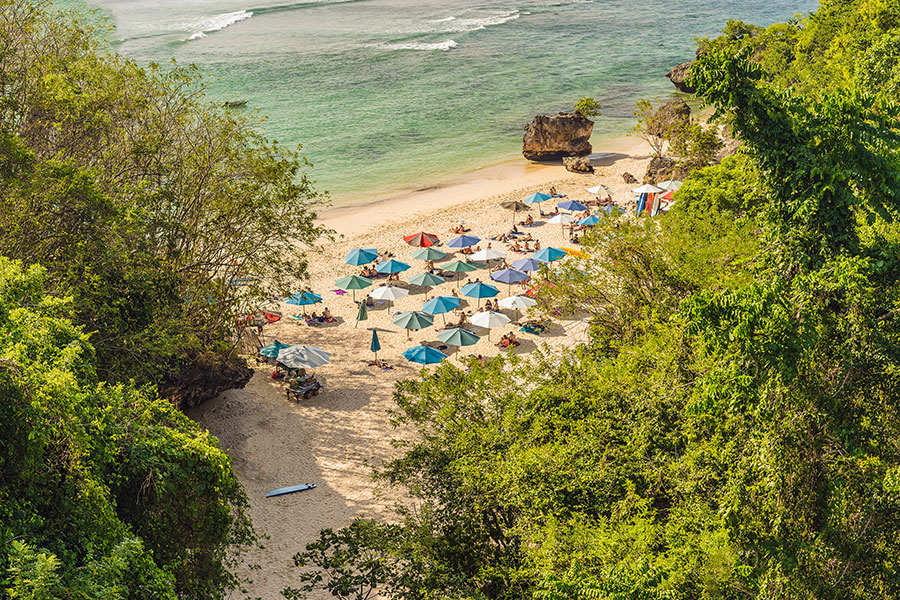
<box><xmin>161</xmin><ymin>352</ymin><xmax>253</xmax><ymax>410</ymax></box>
<box><xmin>523</xmin><ymin>112</ymin><xmax>593</xmax><ymax>161</ymax></box>
<box><xmin>563</xmin><ymin>155</ymin><xmax>594</xmax><ymax>173</ymax></box>
<box><xmin>666</xmin><ymin>61</ymin><xmax>696</xmax><ymax>94</ymax></box>
<box><xmin>648</xmin><ymin>98</ymin><xmax>691</xmax><ymax>137</ymax></box>
<box><xmin>645</xmin><ymin>156</ymin><xmax>680</xmax><ymax>182</ymax></box>
<box><xmin>622</xmin><ymin>172</ymin><xmax>638</xmax><ymax>184</ymax></box>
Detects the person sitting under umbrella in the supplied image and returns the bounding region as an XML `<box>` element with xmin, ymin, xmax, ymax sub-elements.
<box><xmin>322</xmin><ymin>307</ymin><xmax>335</xmax><ymax>323</ymax></box>
<box><xmin>519</xmin><ymin>214</ymin><xmax>534</xmax><ymax>227</ymax></box>
<box><xmin>457</xmin><ymin>312</ymin><xmax>468</xmax><ymax>327</ymax></box>
<box><xmin>498</xmin><ymin>332</ymin><xmax>520</xmax><ymax>348</ymax></box>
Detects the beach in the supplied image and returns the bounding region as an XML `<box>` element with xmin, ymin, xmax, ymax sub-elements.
<box><xmin>188</xmin><ymin>137</ymin><xmax>653</xmax><ymax>599</ymax></box>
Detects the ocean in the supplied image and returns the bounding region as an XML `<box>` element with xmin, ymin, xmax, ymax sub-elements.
<box><xmin>60</xmin><ymin>0</ymin><xmax>817</xmax><ymax>201</ymax></box>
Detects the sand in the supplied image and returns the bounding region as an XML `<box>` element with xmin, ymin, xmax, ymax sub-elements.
<box><xmin>188</xmin><ymin>137</ymin><xmax>653</xmax><ymax>599</ymax></box>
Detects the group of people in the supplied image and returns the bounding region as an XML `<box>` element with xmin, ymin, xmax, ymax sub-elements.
<box><xmin>498</xmin><ymin>332</ymin><xmax>520</xmax><ymax>348</ymax></box>
<box><xmin>302</xmin><ymin>307</ymin><xmax>336</xmax><ymax>326</ymax></box>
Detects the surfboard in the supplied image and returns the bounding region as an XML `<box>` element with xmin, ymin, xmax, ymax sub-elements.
<box><xmin>265</xmin><ymin>483</ymin><xmax>317</xmax><ymax>498</ymax></box>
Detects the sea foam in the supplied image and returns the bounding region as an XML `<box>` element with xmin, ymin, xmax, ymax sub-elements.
<box><xmin>440</xmin><ymin>11</ymin><xmax>519</xmax><ymax>33</ymax></box>
<box><xmin>186</xmin><ymin>10</ymin><xmax>253</xmax><ymax>41</ymax></box>
<box><xmin>381</xmin><ymin>39</ymin><xmax>459</xmax><ymax>52</ymax></box>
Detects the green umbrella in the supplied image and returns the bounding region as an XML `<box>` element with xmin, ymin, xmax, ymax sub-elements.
<box><xmin>437</xmin><ymin>327</ymin><xmax>479</xmax><ymax>347</ymax></box>
<box><xmin>335</xmin><ymin>275</ymin><xmax>373</xmax><ymax>301</ymax></box>
<box><xmin>442</xmin><ymin>260</ymin><xmax>479</xmax><ymax>287</ymax></box>
<box><xmin>411</xmin><ymin>247</ymin><xmax>447</xmax><ymax>261</ymax></box>
<box><xmin>355</xmin><ymin>300</ymin><xmax>368</xmax><ymax>328</ymax></box>
<box><xmin>408</xmin><ymin>272</ymin><xmax>445</xmax><ymax>288</ymax></box>
<box><xmin>393</xmin><ymin>311</ymin><xmax>434</xmax><ymax>340</ymax></box>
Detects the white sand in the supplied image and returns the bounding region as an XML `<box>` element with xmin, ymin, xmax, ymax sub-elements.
<box><xmin>188</xmin><ymin>137</ymin><xmax>652</xmax><ymax>599</ymax></box>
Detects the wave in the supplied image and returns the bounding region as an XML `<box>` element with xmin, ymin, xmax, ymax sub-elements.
<box><xmin>380</xmin><ymin>39</ymin><xmax>459</xmax><ymax>52</ymax></box>
<box><xmin>430</xmin><ymin>16</ymin><xmax>456</xmax><ymax>23</ymax></box>
<box><xmin>438</xmin><ymin>11</ymin><xmax>520</xmax><ymax>33</ymax></box>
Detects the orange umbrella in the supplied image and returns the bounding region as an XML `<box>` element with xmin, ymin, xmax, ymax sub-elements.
<box><xmin>404</xmin><ymin>232</ymin><xmax>440</xmax><ymax>247</ymax></box>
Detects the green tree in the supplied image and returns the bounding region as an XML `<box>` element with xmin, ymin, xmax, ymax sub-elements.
<box><xmin>573</xmin><ymin>97</ymin><xmax>602</xmax><ymax>118</ymax></box>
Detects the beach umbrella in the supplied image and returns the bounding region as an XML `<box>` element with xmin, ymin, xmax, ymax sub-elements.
<box><xmin>369</xmin><ymin>285</ymin><xmax>409</xmax><ymax>310</ymax></box>
<box><xmin>579</xmin><ymin>215</ymin><xmax>600</xmax><ymax>226</ymax></box>
<box><xmin>499</xmin><ymin>294</ymin><xmax>537</xmax><ymax>322</ymax></box>
<box><xmin>511</xmin><ymin>257</ymin><xmax>541</xmax><ymax>272</ymax></box>
<box><xmin>447</xmin><ymin>234</ymin><xmax>480</xmax><ymax>248</ymax></box>
<box><xmin>533</xmin><ymin>247</ymin><xmax>567</xmax><ymax>263</ymax></box>
<box><xmin>558</xmin><ymin>199</ymin><xmax>588</xmax><ymax>212</ymax></box>
<box><xmin>632</xmin><ymin>183</ymin><xmax>663</xmax><ymax>195</ymax></box>
<box><xmin>437</xmin><ymin>327</ymin><xmax>479</xmax><ymax>348</ymax></box>
<box><xmin>403</xmin><ymin>345</ymin><xmax>447</xmax><ymax>365</ymax></box>
<box><xmin>345</xmin><ymin>248</ymin><xmax>378</xmax><ymax>266</ymax></box>
<box><xmin>461</xmin><ymin>282</ymin><xmax>500</xmax><ymax>309</ymax></box>
<box><xmin>587</xmin><ymin>184</ymin><xmax>611</xmax><ymax>195</ymax></box>
<box><xmin>442</xmin><ymin>259</ymin><xmax>479</xmax><ymax>287</ymax></box>
<box><xmin>408</xmin><ymin>272</ymin><xmax>445</xmax><ymax>288</ymax></box>
<box><xmin>422</xmin><ymin>295</ymin><xmax>461</xmax><ymax>324</ymax></box>
<box><xmin>259</xmin><ymin>339</ymin><xmax>291</xmax><ymax>358</ymax></box>
<box><xmin>601</xmin><ymin>204</ymin><xmax>624</xmax><ymax>216</ymax></box>
<box><xmin>490</xmin><ymin>268</ymin><xmax>529</xmax><ymax>293</ymax></box>
<box><xmin>285</xmin><ymin>291</ymin><xmax>322</xmax><ymax>306</ymax></box>
<box><xmin>471</xmin><ymin>248</ymin><xmax>506</xmax><ymax>262</ymax></box>
<box><xmin>523</xmin><ymin>192</ymin><xmax>552</xmax><ymax>204</ymax></box>
<box><xmin>277</xmin><ymin>345</ymin><xmax>331</xmax><ymax>369</ymax></box>
<box><xmin>657</xmin><ymin>179</ymin><xmax>682</xmax><ymax>192</ymax></box>
<box><xmin>355</xmin><ymin>300</ymin><xmax>368</xmax><ymax>328</ymax></box>
<box><xmin>376</xmin><ymin>259</ymin><xmax>411</xmax><ymax>275</ymax></box>
<box><xmin>548</xmin><ymin>213</ymin><xmax>575</xmax><ymax>224</ymax></box>
<box><xmin>411</xmin><ymin>247</ymin><xmax>447</xmax><ymax>261</ymax></box>
<box><xmin>393</xmin><ymin>311</ymin><xmax>434</xmax><ymax>339</ymax></box>
<box><xmin>370</xmin><ymin>329</ymin><xmax>381</xmax><ymax>360</ymax></box>
<box><xmin>501</xmin><ymin>200</ymin><xmax>530</xmax><ymax>224</ymax></box>
<box><xmin>404</xmin><ymin>232</ymin><xmax>440</xmax><ymax>247</ymax></box>
<box><xmin>469</xmin><ymin>310</ymin><xmax>510</xmax><ymax>340</ymax></box>
<box><xmin>335</xmin><ymin>275</ymin><xmax>372</xmax><ymax>301</ymax></box>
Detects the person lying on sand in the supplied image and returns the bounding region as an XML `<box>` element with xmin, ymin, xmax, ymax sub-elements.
<box><xmin>368</xmin><ymin>358</ymin><xmax>394</xmax><ymax>370</ymax></box>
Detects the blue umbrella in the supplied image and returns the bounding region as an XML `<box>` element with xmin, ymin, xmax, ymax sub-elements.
<box><xmin>376</xmin><ymin>259</ymin><xmax>411</xmax><ymax>274</ymax></box>
<box><xmin>260</xmin><ymin>340</ymin><xmax>291</xmax><ymax>358</ymax></box>
<box><xmin>461</xmin><ymin>282</ymin><xmax>500</xmax><ymax>308</ymax></box>
<box><xmin>523</xmin><ymin>192</ymin><xmax>552</xmax><ymax>204</ymax></box>
<box><xmin>286</xmin><ymin>291</ymin><xmax>323</xmax><ymax>306</ymax></box>
<box><xmin>601</xmin><ymin>204</ymin><xmax>624</xmax><ymax>216</ymax></box>
<box><xmin>403</xmin><ymin>345</ymin><xmax>447</xmax><ymax>365</ymax></box>
<box><xmin>558</xmin><ymin>199</ymin><xmax>588</xmax><ymax>212</ymax></box>
<box><xmin>370</xmin><ymin>329</ymin><xmax>381</xmax><ymax>359</ymax></box>
<box><xmin>511</xmin><ymin>257</ymin><xmax>541</xmax><ymax>272</ymax></box>
<box><xmin>345</xmin><ymin>248</ymin><xmax>378</xmax><ymax>266</ymax></box>
<box><xmin>422</xmin><ymin>296</ymin><xmax>461</xmax><ymax>323</ymax></box>
<box><xmin>490</xmin><ymin>268</ymin><xmax>529</xmax><ymax>284</ymax></box>
<box><xmin>533</xmin><ymin>247</ymin><xmax>567</xmax><ymax>263</ymax></box>
<box><xmin>579</xmin><ymin>215</ymin><xmax>600</xmax><ymax>226</ymax></box>
<box><xmin>447</xmin><ymin>235</ymin><xmax>481</xmax><ymax>248</ymax></box>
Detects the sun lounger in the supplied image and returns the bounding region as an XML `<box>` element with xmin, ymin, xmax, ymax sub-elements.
<box><xmin>286</xmin><ymin>380</ymin><xmax>323</xmax><ymax>401</ymax></box>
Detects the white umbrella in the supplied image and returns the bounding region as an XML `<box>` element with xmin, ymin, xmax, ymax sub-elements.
<box><xmin>499</xmin><ymin>295</ymin><xmax>537</xmax><ymax>310</ymax></box>
<box><xmin>631</xmin><ymin>183</ymin><xmax>663</xmax><ymax>195</ymax></box>
<box><xmin>471</xmin><ymin>248</ymin><xmax>506</xmax><ymax>262</ymax></box>
<box><xmin>469</xmin><ymin>310</ymin><xmax>511</xmax><ymax>340</ymax></box>
<box><xmin>548</xmin><ymin>213</ymin><xmax>575</xmax><ymax>224</ymax></box>
<box><xmin>369</xmin><ymin>285</ymin><xmax>409</xmax><ymax>301</ymax></box>
<box><xmin>657</xmin><ymin>180</ymin><xmax>682</xmax><ymax>192</ymax></box>
<box><xmin>586</xmin><ymin>184</ymin><xmax>610</xmax><ymax>195</ymax></box>
<box><xmin>277</xmin><ymin>345</ymin><xmax>331</xmax><ymax>369</ymax></box>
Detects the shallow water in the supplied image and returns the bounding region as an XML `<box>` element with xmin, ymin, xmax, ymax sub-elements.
<box><xmin>61</xmin><ymin>0</ymin><xmax>817</xmax><ymax>200</ymax></box>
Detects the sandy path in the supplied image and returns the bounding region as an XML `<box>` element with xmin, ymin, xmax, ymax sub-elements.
<box><xmin>190</xmin><ymin>142</ymin><xmax>652</xmax><ymax>599</ymax></box>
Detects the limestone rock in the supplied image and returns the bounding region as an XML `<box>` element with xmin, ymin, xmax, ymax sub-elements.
<box><xmin>645</xmin><ymin>156</ymin><xmax>679</xmax><ymax>182</ymax></box>
<box><xmin>161</xmin><ymin>352</ymin><xmax>253</xmax><ymax>410</ymax></box>
<box><xmin>523</xmin><ymin>112</ymin><xmax>593</xmax><ymax>161</ymax></box>
<box><xmin>622</xmin><ymin>172</ymin><xmax>638</xmax><ymax>184</ymax></box>
<box><xmin>666</xmin><ymin>61</ymin><xmax>696</xmax><ymax>94</ymax></box>
<box><xmin>563</xmin><ymin>155</ymin><xmax>594</xmax><ymax>173</ymax></box>
<box><xmin>648</xmin><ymin>98</ymin><xmax>691</xmax><ymax>138</ymax></box>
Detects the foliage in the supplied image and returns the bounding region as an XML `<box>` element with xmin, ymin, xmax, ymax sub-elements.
<box><xmin>573</xmin><ymin>97</ymin><xmax>602</xmax><ymax>118</ymax></box>
<box><xmin>631</xmin><ymin>99</ymin><xmax>667</xmax><ymax>156</ymax></box>
<box><xmin>0</xmin><ymin>0</ymin><xmax>326</xmax><ymax>387</ymax></box>
<box><xmin>666</xmin><ymin>119</ymin><xmax>723</xmax><ymax>173</ymax></box>
<box><xmin>0</xmin><ymin>257</ymin><xmax>257</xmax><ymax>599</ymax></box>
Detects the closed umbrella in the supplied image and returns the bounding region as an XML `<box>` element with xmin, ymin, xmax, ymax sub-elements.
<box><xmin>286</xmin><ymin>291</ymin><xmax>322</xmax><ymax>306</ymax></box>
<box><xmin>558</xmin><ymin>199</ymin><xmax>588</xmax><ymax>212</ymax></box>
<box><xmin>370</xmin><ymin>329</ymin><xmax>381</xmax><ymax>360</ymax></box>
<box><xmin>408</xmin><ymin>272</ymin><xmax>445</xmax><ymax>288</ymax></box>
<box><xmin>499</xmin><ymin>294</ymin><xmax>537</xmax><ymax>322</ymax></box>
<box><xmin>471</xmin><ymin>248</ymin><xmax>506</xmax><ymax>262</ymax></box>
<box><xmin>376</xmin><ymin>259</ymin><xmax>411</xmax><ymax>275</ymax></box>
<box><xmin>345</xmin><ymin>248</ymin><xmax>378</xmax><ymax>266</ymax></box>
<box><xmin>533</xmin><ymin>247</ymin><xmax>567</xmax><ymax>263</ymax></box>
<box><xmin>461</xmin><ymin>282</ymin><xmax>500</xmax><ymax>308</ymax></box>
<box><xmin>437</xmin><ymin>327</ymin><xmax>479</xmax><ymax>348</ymax></box>
<box><xmin>447</xmin><ymin>235</ymin><xmax>480</xmax><ymax>248</ymax></box>
<box><xmin>335</xmin><ymin>275</ymin><xmax>372</xmax><ymax>301</ymax></box>
<box><xmin>411</xmin><ymin>247</ymin><xmax>447</xmax><ymax>261</ymax></box>
<box><xmin>403</xmin><ymin>345</ymin><xmax>447</xmax><ymax>365</ymax></box>
<box><xmin>404</xmin><ymin>232</ymin><xmax>439</xmax><ymax>247</ymax></box>
<box><xmin>469</xmin><ymin>310</ymin><xmax>510</xmax><ymax>340</ymax></box>
<box><xmin>393</xmin><ymin>311</ymin><xmax>434</xmax><ymax>339</ymax></box>
<box><xmin>523</xmin><ymin>192</ymin><xmax>552</xmax><ymax>204</ymax></box>
<box><xmin>277</xmin><ymin>345</ymin><xmax>331</xmax><ymax>369</ymax></box>
<box><xmin>422</xmin><ymin>295</ymin><xmax>461</xmax><ymax>324</ymax></box>
<box><xmin>511</xmin><ymin>257</ymin><xmax>541</xmax><ymax>272</ymax></box>
<box><xmin>369</xmin><ymin>285</ymin><xmax>409</xmax><ymax>310</ymax></box>
<box><xmin>259</xmin><ymin>340</ymin><xmax>291</xmax><ymax>358</ymax></box>
<box><xmin>442</xmin><ymin>259</ymin><xmax>478</xmax><ymax>287</ymax></box>
<box><xmin>490</xmin><ymin>268</ymin><xmax>529</xmax><ymax>293</ymax></box>
<box><xmin>355</xmin><ymin>300</ymin><xmax>368</xmax><ymax>328</ymax></box>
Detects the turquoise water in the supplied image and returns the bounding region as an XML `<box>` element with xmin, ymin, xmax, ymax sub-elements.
<box><xmin>65</xmin><ymin>0</ymin><xmax>816</xmax><ymax>200</ymax></box>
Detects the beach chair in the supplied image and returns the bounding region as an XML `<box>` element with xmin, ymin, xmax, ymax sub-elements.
<box><xmin>286</xmin><ymin>380</ymin><xmax>323</xmax><ymax>402</ymax></box>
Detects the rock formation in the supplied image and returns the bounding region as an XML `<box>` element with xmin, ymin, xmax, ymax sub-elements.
<box><xmin>563</xmin><ymin>155</ymin><xmax>594</xmax><ymax>173</ymax></box>
<box><xmin>648</xmin><ymin>98</ymin><xmax>691</xmax><ymax>137</ymax></box>
<box><xmin>666</xmin><ymin>61</ymin><xmax>696</xmax><ymax>94</ymax></box>
<box><xmin>161</xmin><ymin>352</ymin><xmax>253</xmax><ymax>410</ymax></box>
<box><xmin>523</xmin><ymin>112</ymin><xmax>593</xmax><ymax>161</ymax></box>
<box><xmin>645</xmin><ymin>156</ymin><xmax>681</xmax><ymax>183</ymax></box>
<box><xmin>622</xmin><ymin>172</ymin><xmax>638</xmax><ymax>184</ymax></box>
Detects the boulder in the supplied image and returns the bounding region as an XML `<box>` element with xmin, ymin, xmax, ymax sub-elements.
<box><xmin>563</xmin><ymin>155</ymin><xmax>594</xmax><ymax>173</ymax></box>
<box><xmin>160</xmin><ymin>352</ymin><xmax>253</xmax><ymax>410</ymax></box>
<box><xmin>666</xmin><ymin>61</ymin><xmax>696</xmax><ymax>94</ymax></box>
<box><xmin>648</xmin><ymin>98</ymin><xmax>691</xmax><ymax>138</ymax></box>
<box><xmin>622</xmin><ymin>172</ymin><xmax>638</xmax><ymax>184</ymax></box>
<box><xmin>523</xmin><ymin>112</ymin><xmax>593</xmax><ymax>161</ymax></box>
<box><xmin>645</xmin><ymin>156</ymin><xmax>679</xmax><ymax>182</ymax></box>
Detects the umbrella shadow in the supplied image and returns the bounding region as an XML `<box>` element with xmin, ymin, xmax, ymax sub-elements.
<box><xmin>586</xmin><ymin>151</ymin><xmax>630</xmax><ymax>167</ymax></box>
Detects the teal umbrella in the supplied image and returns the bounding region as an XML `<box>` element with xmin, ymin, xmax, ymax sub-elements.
<box><xmin>355</xmin><ymin>299</ymin><xmax>368</xmax><ymax>328</ymax></box>
<box><xmin>286</xmin><ymin>291</ymin><xmax>322</xmax><ymax>306</ymax></box>
<box><xmin>524</xmin><ymin>192</ymin><xmax>552</xmax><ymax>204</ymax></box>
<box><xmin>422</xmin><ymin>295</ymin><xmax>461</xmax><ymax>324</ymax></box>
<box><xmin>376</xmin><ymin>259</ymin><xmax>411</xmax><ymax>274</ymax></box>
<box><xmin>411</xmin><ymin>247</ymin><xmax>447</xmax><ymax>261</ymax></box>
<box><xmin>437</xmin><ymin>327</ymin><xmax>479</xmax><ymax>348</ymax></box>
<box><xmin>408</xmin><ymin>272</ymin><xmax>445</xmax><ymax>288</ymax></box>
<box><xmin>345</xmin><ymin>248</ymin><xmax>378</xmax><ymax>266</ymax></box>
<box><xmin>259</xmin><ymin>340</ymin><xmax>291</xmax><ymax>358</ymax></box>
<box><xmin>335</xmin><ymin>275</ymin><xmax>373</xmax><ymax>301</ymax></box>
<box><xmin>403</xmin><ymin>345</ymin><xmax>447</xmax><ymax>365</ymax></box>
<box><xmin>442</xmin><ymin>260</ymin><xmax>479</xmax><ymax>287</ymax></box>
<box><xmin>370</xmin><ymin>329</ymin><xmax>381</xmax><ymax>360</ymax></box>
<box><xmin>393</xmin><ymin>311</ymin><xmax>434</xmax><ymax>339</ymax></box>
<box><xmin>460</xmin><ymin>282</ymin><xmax>500</xmax><ymax>309</ymax></box>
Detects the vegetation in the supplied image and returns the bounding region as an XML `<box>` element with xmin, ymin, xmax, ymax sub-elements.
<box><xmin>573</xmin><ymin>97</ymin><xmax>602</xmax><ymax>118</ymax></box>
<box><xmin>287</xmin><ymin>1</ymin><xmax>900</xmax><ymax>598</ymax></box>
